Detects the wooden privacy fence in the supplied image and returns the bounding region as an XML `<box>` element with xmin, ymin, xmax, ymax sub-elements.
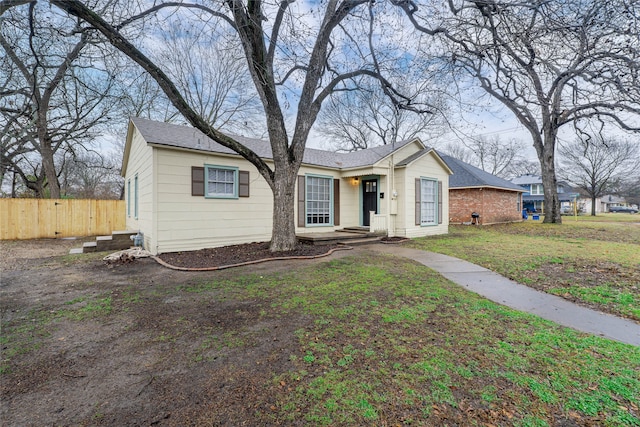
<box><xmin>0</xmin><ymin>199</ymin><xmax>125</xmax><ymax>240</ymax></box>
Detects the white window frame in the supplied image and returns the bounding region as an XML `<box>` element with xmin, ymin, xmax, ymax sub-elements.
<box><xmin>306</xmin><ymin>174</ymin><xmax>333</xmax><ymax>226</ymax></box>
<box><xmin>205</xmin><ymin>165</ymin><xmax>238</xmax><ymax>199</ymax></box>
<box><xmin>420</xmin><ymin>177</ymin><xmax>438</xmax><ymax>226</ymax></box>
<box><xmin>127</xmin><ymin>179</ymin><xmax>131</xmax><ymax>217</ymax></box>
<box><xmin>134</xmin><ymin>174</ymin><xmax>139</xmax><ymax>220</ymax></box>
<box><xmin>530</xmin><ymin>183</ymin><xmax>544</xmax><ymax>195</ymax></box>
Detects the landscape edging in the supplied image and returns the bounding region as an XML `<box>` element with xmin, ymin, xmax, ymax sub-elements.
<box><xmin>152</xmin><ymin>245</ymin><xmax>354</xmax><ymax>271</ymax></box>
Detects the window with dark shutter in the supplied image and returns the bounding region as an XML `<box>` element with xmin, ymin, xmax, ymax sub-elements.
<box><xmin>192</xmin><ymin>166</ymin><xmax>204</xmax><ymax>196</ymax></box>
<box><xmin>239</xmin><ymin>171</ymin><xmax>250</xmax><ymax>197</ymax></box>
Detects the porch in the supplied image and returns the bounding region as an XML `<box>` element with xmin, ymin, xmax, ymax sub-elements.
<box><xmin>297</xmin><ymin>226</ymin><xmax>386</xmax><ymax>246</ymax></box>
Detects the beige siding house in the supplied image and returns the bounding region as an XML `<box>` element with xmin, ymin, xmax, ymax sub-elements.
<box><xmin>122</xmin><ymin>118</ymin><xmax>452</xmax><ymax>254</ymax></box>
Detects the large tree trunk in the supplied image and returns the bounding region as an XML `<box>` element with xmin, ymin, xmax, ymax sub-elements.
<box><xmin>270</xmin><ymin>168</ymin><xmax>298</xmax><ymax>252</ymax></box>
<box><xmin>39</xmin><ymin>135</ymin><xmax>60</xmax><ymax>199</ymax></box>
<box><xmin>539</xmin><ymin>134</ymin><xmax>561</xmax><ymax>223</ymax></box>
<box><xmin>591</xmin><ymin>195</ymin><xmax>597</xmax><ymax>216</ymax></box>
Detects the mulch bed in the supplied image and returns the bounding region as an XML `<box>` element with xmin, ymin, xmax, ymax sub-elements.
<box><xmin>157</xmin><ymin>241</ymin><xmax>342</xmax><ymax>269</ymax></box>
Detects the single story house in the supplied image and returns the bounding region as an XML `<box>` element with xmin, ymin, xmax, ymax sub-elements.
<box><xmin>439</xmin><ymin>154</ymin><xmax>525</xmax><ymax>225</ymax></box>
<box><xmin>121</xmin><ymin>118</ymin><xmax>452</xmax><ymax>254</ymax></box>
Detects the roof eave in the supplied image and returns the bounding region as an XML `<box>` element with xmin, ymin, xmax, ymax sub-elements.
<box><xmin>375</xmin><ymin>138</ymin><xmax>426</xmax><ymax>165</ymax></box>
<box><xmin>120</xmin><ymin>119</ymin><xmax>136</xmax><ymax>177</ymax></box>
<box><xmin>451</xmin><ymin>185</ymin><xmax>525</xmax><ymax>192</ymax></box>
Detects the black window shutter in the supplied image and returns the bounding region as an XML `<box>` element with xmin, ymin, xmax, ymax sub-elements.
<box><xmin>333</xmin><ymin>179</ymin><xmax>340</xmax><ymax>226</ymax></box>
<box><xmin>192</xmin><ymin>166</ymin><xmax>204</xmax><ymax>196</ymax></box>
<box><xmin>298</xmin><ymin>176</ymin><xmax>305</xmax><ymax>227</ymax></box>
<box><xmin>415</xmin><ymin>178</ymin><xmax>421</xmax><ymax>225</ymax></box>
<box><xmin>438</xmin><ymin>180</ymin><xmax>443</xmax><ymax>224</ymax></box>
<box><xmin>239</xmin><ymin>171</ymin><xmax>250</xmax><ymax>197</ymax></box>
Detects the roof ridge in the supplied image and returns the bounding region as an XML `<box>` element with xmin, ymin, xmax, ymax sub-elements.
<box><xmin>129</xmin><ymin>118</ymin><xmax>424</xmax><ymax>170</ymax></box>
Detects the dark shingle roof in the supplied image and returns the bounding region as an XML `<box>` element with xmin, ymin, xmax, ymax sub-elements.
<box><xmin>130</xmin><ymin>117</ymin><xmax>419</xmax><ymax>169</ymax></box>
<box><xmin>439</xmin><ymin>153</ymin><xmax>524</xmax><ymax>192</ymax></box>
<box><xmin>511</xmin><ymin>174</ymin><xmax>543</xmax><ymax>185</ymax></box>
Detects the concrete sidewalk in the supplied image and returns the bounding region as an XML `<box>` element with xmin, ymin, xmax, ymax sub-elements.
<box><xmin>373</xmin><ymin>245</ymin><xmax>640</xmax><ymax>347</ymax></box>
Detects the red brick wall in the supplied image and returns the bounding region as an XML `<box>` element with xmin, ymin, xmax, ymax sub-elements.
<box><xmin>449</xmin><ymin>188</ymin><xmax>522</xmax><ymax>224</ymax></box>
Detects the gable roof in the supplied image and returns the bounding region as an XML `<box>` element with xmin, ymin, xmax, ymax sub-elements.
<box><xmin>128</xmin><ymin>117</ymin><xmax>426</xmax><ymax>170</ymax></box>
<box><xmin>439</xmin><ymin>153</ymin><xmax>524</xmax><ymax>192</ymax></box>
<box><xmin>395</xmin><ymin>148</ymin><xmax>454</xmax><ymax>174</ymax></box>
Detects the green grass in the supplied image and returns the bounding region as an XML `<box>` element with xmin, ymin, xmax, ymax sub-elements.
<box><xmin>408</xmin><ymin>221</ymin><xmax>640</xmax><ymax>320</ymax></box>
<box><xmin>3</xmin><ymin>244</ymin><xmax>639</xmax><ymax>425</ymax></box>
<box><xmin>571</xmin><ymin>213</ymin><xmax>640</xmax><ymax>223</ymax></box>
<box><xmin>253</xmin><ymin>255</ymin><xmax>640</xmax><ymax>426</ymax></box>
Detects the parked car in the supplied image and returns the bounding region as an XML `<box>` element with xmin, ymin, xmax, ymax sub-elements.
<box><xmin>560</xmin><ymin>206</ymin><xmax>584</xmax><ymax>215</ymax></box>
<box><xmin>608</xmin><ymin>206</ymin><xmax>638</xmax><ymax>213</ymax></box>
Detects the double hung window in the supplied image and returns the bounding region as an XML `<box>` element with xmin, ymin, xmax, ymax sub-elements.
<box><xmin>306</xmin><ymin>175</ymin><xmax>332</xmax><ymax>225</ymax></box>
<box><xmin>206</xmin><ymin>165</ymin><xmax>238</xmax><ymax>198</ymax></box>
<box><xmin>420</xmin><ymin>178</ymin><xmax>437</xmax><ymax>225</ymax></box>
<box><xmin>530</xmin><ymin>184</ymin><xmax>543</xmax><ymax>195</ymax></box>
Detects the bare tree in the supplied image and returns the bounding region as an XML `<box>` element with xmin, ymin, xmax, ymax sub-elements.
<box><xmin>0</xmin><ymin>78</ymin><xmax>34</xmax><ymax>192</ymax></box>
<box><xmin>442</xmin><ymin>135</ymin><xmax>538</xmax><ymax>179</ymax></box>
<box><xmin>153</xmin><ymin>21</ymin><xmax>264</xmax><ymax>136</ymax></box>
<box><xmin>399</xmin><ymin>0</ymin><xmax>640</xmax><ymax>223</ymax></box>
<box><xmin>1</xmin><ymin>2</ymin><xmax>116</xmax><ymax>198</ymax></box>
<box><xmin>558</xmin><ymin>136</ymin><xmax>640</xmax><ymax>215</ymax></box>
<box><xmin>617</xmin><ymin>177</ymin><xmax>640</xmax><ymax>207</ymax></box>
<box><xmin>113</xmin><ymin>70</ymin><xmax>180</xmax><ymax>124</ymax></box>
<box><xmin>59</xmin><ymin>150</ymin><xmax>123</xmax><ymax>199</ymax></box>
<box><xmin>49</xmin><ymin>0</ymin><xmax>434</xmax><ymax>251</ymax></box>
<box><xmin>316</xmin><ymin>77</ymin><xmax>447</xmax><ymax>151</ymax></box>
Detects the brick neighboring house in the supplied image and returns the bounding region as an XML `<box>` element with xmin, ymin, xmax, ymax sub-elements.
<box><xmin>440</xmin><ymin>154</ymin><xmax>525</xmax><ymax>225</ymax></box>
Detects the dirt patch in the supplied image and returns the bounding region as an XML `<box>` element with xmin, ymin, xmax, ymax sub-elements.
<box><xmin>0</xmin><ymin>239</ymin><xmax>361</xmax><ymax>426</ymax></box>
<box><xmin>0</xmin><ymin>238</ymin><xmax>94</xmax><ymax>271</ymax></box>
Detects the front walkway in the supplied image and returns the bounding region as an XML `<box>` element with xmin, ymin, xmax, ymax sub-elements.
<box><xmin>372</xmin><ymin>245</ymin><xmax>640</xmax><ymax>347</ymax></box>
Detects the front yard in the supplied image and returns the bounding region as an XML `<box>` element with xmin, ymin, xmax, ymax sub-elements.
<box><xmin>409</xmin><ymin>216</ymin><xmax>640</xmax><ymax>322</ymax></box>
<box><xmin>1</xmin><ymin>217</ymin><xmax>639</xmax><ymax>426</ymax></box>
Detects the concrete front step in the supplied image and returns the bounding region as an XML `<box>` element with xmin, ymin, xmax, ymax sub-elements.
<box><xmin>111</xmin><ymin>230</ymin><xmax>138</xmax><ymax>243</ymax></box>
<box><xmin>298</xmin><ymin>230</ymin><xmax>384</xmax><ymax>246</ymax></box>
<box><xmin>82</xmin><ymin>241</ymin><xmax>97</xmax><ymax>253</ymax></box>
<box><xmin>338</xmin><ymin>227</ymin><xmax>386</xmax><ymax>237</ymax></box>
<box><xmin>70</xmin><ymin>230</ymin><xmax>139</xmax><ymax>254</ymax></box>
<box><xmin>339</xmin><ymin>237</ymin><xmax>382</xmax><ymax>246</ymax></box>
<box><xmin>338</xmin><ymin>226</ymin><xmax>371</xmax><ymax>234</ymax></box>
<box><xmin>96</xmin><ymin>236</ymin><xmax>122</xmax><ymax>252</ymax></box>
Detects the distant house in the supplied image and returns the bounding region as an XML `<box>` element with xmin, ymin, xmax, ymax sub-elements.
<box><xmin>511</xmin><ymin>174</ymin><xmax>576</xmax><ymax>212</ymax></box>
<box><xmin>440</xmin><ymin>154</ymin><xmax>524</xmax><ymax>224</ymax></box>
<box><xmin>121</xmin><ymin>118</ymin><xmax>453</xmax><ymax>254</ymax></box>
<box><xmin>601</xmin><ymin>195</ymin><xmax>637</xmax><ymax>212</ymax></box>
<box><xmin>578</xmin><ymin>194</ymin><xmax>603</xmax><ymax>215</ymax></box>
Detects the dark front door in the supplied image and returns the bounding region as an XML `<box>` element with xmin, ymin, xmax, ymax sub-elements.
<box><xmin>362</xmin><ymin>179</ymin><xmax>377</xmax><ymax>226</ymax></box>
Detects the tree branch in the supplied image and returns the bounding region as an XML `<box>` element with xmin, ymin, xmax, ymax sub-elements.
<box><xmin>52</xmin><ymin>0</ymin><xmax>275</xmax><ymax>185</ymax></box>
<box><xmin>115</xmin><ymin>2</ymin><xmax>236</xmax><ymax>31</ymax></box>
